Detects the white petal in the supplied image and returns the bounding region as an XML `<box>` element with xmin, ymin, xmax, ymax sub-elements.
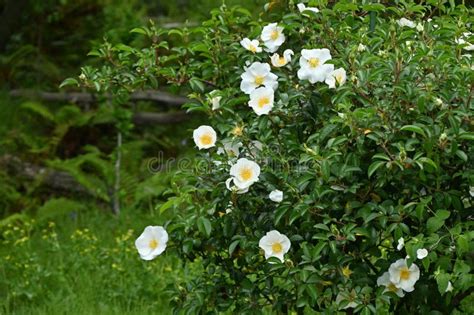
<box><xmin>240</xmin><ymin>80</ymin><xmax>257</xmax><ymax>94</ymax></box>
<box><xmin>249</xmin><ymin>62</ymin><xmax>270</xmax><ymax>76</ymax></box>
<box><xmin>269</xmin><ymin>190</ymin><xmax>283</xmax><ymax>202</ymax></box>
<box><xmin>397</xmin><ymin>237</ymin><xmax>405</xmax><ymax>251</ymax></box>
<box><xmin>325</xmin><ymin>76</ymin><xmax>336</xmax><ymax>89</ymax></box>
<box><xmin>446</xmin><ymin>281</ymin><xmax>453</xmax><ymax>292</ymax></box>
<box><xmin>377</xmin><ymin>272</ymin><xmax>391</xmax><ymax>286</ymax></box>
<box><xmin>416</xmin><ymin>248</ymin><xmax>428</xmax><ymax>259</ymax></box>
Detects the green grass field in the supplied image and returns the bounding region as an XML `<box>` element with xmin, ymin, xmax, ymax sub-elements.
<box><xmin>0</xmin><ymin>206</ymin><xmax>198</xmax><ymax>314</ymax></box>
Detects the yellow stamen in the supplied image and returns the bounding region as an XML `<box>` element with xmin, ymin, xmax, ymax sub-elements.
<box><xmin>270</xmin><ymin>30</ymin><xmax>279</xmax><ymax>40</ymax></box>
<box><xmin>240</xmin><ymin>168</ymin><xmax>253</xmax><ymax>181</ymax></box>
<box><xmin>232</xmin><ymin>125</ymin><xmax>243</xmax><ymax>136</ymax></box>
<box><xmin>255</xmin><ymin>75</ymin><xmax>265</xmax><ymax>85</ymax></box>
<box><xmin>249</xmin><ymin>44</ymin><xmax>257</xmax><ymax>53</ymax></box>
<box><xmin>258</xmin><ymin>97</ymin><xmax>270</xmax><ymax>108</ymax></box>
<box><xmin>279</xmin><ymin>57</ymin><xmax>286</xmax><ymax>65</ymax></box>
<box><xmin>400</xmin><ymin>267</ymin><xmax>410</xmax><ymax>280</ymax></box>
<box><xmin>308</xmin><ymin>58</ymin><xmax>320</xmax><ymax>68</ymax></box>
<box><xmin>149</xmin><ymin>239</ymin><xmax>158</xmax><ymax>250</ymax></box>
<box><xmin>272</xmin><ymin>242</ymin><xmax>283</xmax><ymax>253</ymax></box>
<box><xmin>336</xmin><ymin>74</ymin><xmax>343</xmax><ymax>84</ymax></box>
<box><xmin>342</xmin><ymin>266</ymin><xmax>353</xmax><ymax>278</ymax></box>
<box><xmin>200</xmin><ymin>134</ymin><xmax>213</xmax><ymax>146</ymax></box>
<box><xmin>387</xmin><ymin>283</ymin><xmax>398</xmax><ymax>292</ymax></box>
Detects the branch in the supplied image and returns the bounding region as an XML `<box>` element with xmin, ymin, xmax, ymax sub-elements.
<box><xmin>0</xmin><ymin>154</ymin><xmax>89</xmax><ymax>195</ymax></box>
<box><xmin>9</xmin><ymin>89</ymin><xmax>188</xmax><ymax>106</ymax></box>
<box><xmin>132</xmin><ymin>111</ymin><xmax>189</xmax><ymax>124</ymax></box>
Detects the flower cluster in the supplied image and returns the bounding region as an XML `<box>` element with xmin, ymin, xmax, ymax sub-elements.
<box><xmin>377</xmin><ymin>259</ymin><xmax>420</xmax><ymax>297</ymax></box>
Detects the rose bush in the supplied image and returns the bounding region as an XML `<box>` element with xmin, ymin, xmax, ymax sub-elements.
<box><xmin>66</xmin><ymin>1</ymin><xmax>474</xmax><ymax>313</ymax></box>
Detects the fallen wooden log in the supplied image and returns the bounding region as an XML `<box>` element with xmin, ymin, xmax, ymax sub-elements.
<box><xmin>0</xmin><ymin>154</ymin><xmax>89</xmax><ymax>195</ymax></box>
<box><xmin>132</xmin><ymin>111</ymin><xmax>188</xmax><ymax>124</ymax></box>
<box><xmin>9</xmin><ymin>89</ymin><xmax>188</xmax><ymax>106</ymax></box>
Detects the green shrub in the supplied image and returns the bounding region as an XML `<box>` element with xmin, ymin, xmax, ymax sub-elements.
<box><xmin>70</xmin><ymin>1</ymin><xmax>474</xmax><ymax>313</ymax></box>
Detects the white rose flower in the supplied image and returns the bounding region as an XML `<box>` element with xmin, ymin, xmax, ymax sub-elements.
<box><xmin>193</xmin><ymin>125</ymin><xmax>217</xmax><ymax>149</ymax></box>
<box><xmin>357</xmin><ymin>43</ymin><xmax>367</xmax><ymax>52</ymax></box>
<box><xmin>208</xmin><ymin>90</ymin><xmax>222</xmax><ymax>110</ymax></box>
<box><xmin>135</xmin><ymin>226</ymin><xmax>168</xmax><ymax>260</ymax></box>
<box><xmin>217</xmin><ymin>140</ymin><xmax>242</xmax><ymax>157</ymax></box>
<box><xmin>416</xmin><ymin>248</ymin><xmax>428</xmax><ymax>259</ymax></box>
<box><xmin>389</xmin><ymin>259</ymin><xmax>420</xmax><ymax>292</ymax></box>
<box><xmin>240</xmin><ymin>38</ymin><xmax>262</xmax><ymax>53</ymax></box>
<box><xmin>297</xmin><ymin>3</ymin><xmax>319</xmax><ymax>15</ymax></box>
<box><xmin>248</xmin><ymin>87</ymin><xmax>275</xmax><ymax>116</ymax></box>
<box><xmin>297</xmin><ymin>48</ymin><xmax>334</xmax><ymax>84</ymax></box>
<box><xmin>229</xmin><ymin>158</ymin><xmax>260</xmax><ymax>189</ymax></box>
<box><xmin>397</xmin><ymin>18</ymin><xmax>416</xmax><ymax>28</ymax></box>
<box><xmin>377</xmin><ymin>272</ymin><xmax>405</xmax><ymax>297</ymax></box>
<box><xmin>325</xmin><ymin>67</ymin><xmax>347</xmax><ymax>89</ymax></box>
<box><xmin>397</xmin><ymin>237</ymin><xmax>405</xmax><ymax>251</ymax></box>
<box><xmin>270</xmin><ymin>49</ymin><xmax>294</xmax><ymax>67</ymax></box>
<box><xmin>261</xmin><ymin>23</ymin><xmax>285</xmax><ymax>53</ymax></box>
<box><xmin>269</xmin><ymin>189</ymin><xmax>283</xmax><ymax>202</ymax></box>
<box><xmin>240</xmin><ymin>62</ymin><xmax>278</xmax><ymax>94</ymax></box>
<box><xmin>258</xmin><ymin>230</ymin><xmax>291</xmax><ymax>262</ymax></box>
<box><xmin>225</xmin><ymin>177</ymin><xmax>249</xmax><ymax>194</ymax></box>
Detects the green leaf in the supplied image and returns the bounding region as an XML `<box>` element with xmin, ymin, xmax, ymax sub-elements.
<box><xmin>229</xmin><ymin>239</ymin><xmax>240</xmax><ymax>256</ymax></box>
<box><xmin>372</xmin><ymin>153</ymin><xmax>391</xmax><ymax>161</ymax></box>
<box><xmin>436</xmin><ymin>272</ymin><xmax>450</xmax><ymax>295</ymax></box>
<box><xmin>418</xmin><ymin>157</ymin><xmax>438</xmax><ymax>170</ymax></box>
<box><xmin>458</xmin><ymin>132</ymin><xmax>474</xmax><ymax>141</ymax></box>
<box><xmin>189</xmin><ymin>78</ymin><xmax>205</xmax><ymax>92</ymax></box>
<box><xmin>274</xmin><ymin>205</ymin><xmax>290</xmax><ymax>225</ymax></box>
<box><xmin>130</xmin><ymin>27</ymin><xmax>148</xmax><ymax>35</ymax></box>
<box><xmin>457</xmin><ymin>235</ymin><xmax>469</xmax><ymax>256</ymax></box>
<box><xmin>455</xmin><ymin>150</ymin><xmax>468</xmax><ymax>162</ymax></box>
<box><xmin>197</xmin><ymin>217</ymin><xmax>212</xmax><ymax>237</ymax></box>
<box><xmin>159</xmin><ymin>198</ymin><xmax>175</xmax><ymax>214</ymax></box>
<box><xmin>306</xmin><ymin>284</ymin><xmax>318</xmax><ymax>302</ymax></box>
<box><xmin>114</xmin><ymin>44</ymin><xmax>134</xmax><ymax>52</ymax></box>
<box><xmin>427</xmin><ymin>210</ymin><xmax>450</xmax><ymax>233</ymax></box>
<box><xmin>59</xmin><ymin>78</ymin><xmax>79</xmax><ymax>89</ymax></box>
<box><xmin>400</xmin><ymin>125</ymin><xmax>426</xmax><ymax>137</ymax></box>
<box><xmin>368</xmin><ymin>161</ymin><xmax>385</xmax><ymax>178</ymax></box>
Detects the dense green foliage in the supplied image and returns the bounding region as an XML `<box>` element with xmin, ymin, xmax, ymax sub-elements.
<box><xmin>65</xmin><ymin>0</ymin><xmax>474</xmax><ymax>314</ymax></box>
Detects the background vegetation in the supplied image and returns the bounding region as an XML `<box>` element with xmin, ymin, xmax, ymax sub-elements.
<box><xmin>0</xmin><ymin>0</ymin><xmax>262</xmax><ymax>313</ymax></box>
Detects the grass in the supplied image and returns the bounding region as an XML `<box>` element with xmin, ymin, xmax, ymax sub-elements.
<box><xmin>0</xmin><ymin>205</ymin><xmax>194</xmax><ymax>314</ymax></box>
